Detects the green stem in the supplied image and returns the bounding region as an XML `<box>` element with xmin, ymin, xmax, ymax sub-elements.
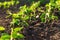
<box><xmin>10</xmin><ymin>28</ymin><xmax>13</xmax><ymax>40</ymax></box>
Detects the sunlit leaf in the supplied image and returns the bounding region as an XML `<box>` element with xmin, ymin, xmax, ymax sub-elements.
<box><xmin>4</xmin><ymin>1</ymin><xmax>7</xmax><ymax>6</ymax></box>
<box><xmin>12</xmin><ymin>14</ymin><xmax>19</xmax><ymax>18</ymax></box>
<box><xmin>0</xmin><ymin>2</ymin><xmax>2</xmax><ymax>7</ymax></box>
<box><xmin>0</xmin><ymin>26</ymin><xmax>5</xmax><ymax>31</ymax></box>
<box><xmin>14</xmin><ymin>27</ymin><xmax>23</xmax><ymax>32</ymax></box>
<box><xmin>30</xmin><ymin>1</ymin><xmax>40</xmax><ymax>11</ymax></box>
<box><xmin>17</xmin><ymin>33</ymin><xmax>24</xmax><ymax>39</ymax></box>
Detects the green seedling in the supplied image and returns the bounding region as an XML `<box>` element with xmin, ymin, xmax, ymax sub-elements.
<box><xmin>40</xmin><ymin>0</ymin><xmax>58</xmax><ymax>23</ymax></box>
<box><xmin>12</xmin><ymin>27</ymin><xmax>24</xmax><ymax>39</ymax></box>
<box><xmin>0</xmin><ymin>0</ymin><xmax>19</xmax><ymax>8</ymax></box>
<box><xmin>8</xmin><ymin>1</ymin><xmax>40</xmax><ymax>27</ymax></box>
<box><xmin>0</xmin><ymin>27</ymin><xmax>24</xmax><ymax>40</ymax></box>
<box><xmin>0</xmin><ymin>0</ymin><xmax>59</xmax><ymax>40</ymax></box>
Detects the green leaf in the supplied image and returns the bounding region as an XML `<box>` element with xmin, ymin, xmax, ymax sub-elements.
<box><xmin>12</xmin><ymin>14</ymin><xmax>19</xmax><ymax>18</ymax></box>
<box><xmin>16</xmin><ymin>33</ymin><xmax>24</xmax><ymax>39</ymax></box>
<box><xmin>30</xmin><ymin>1</ymin><xmax>40</xmax><ymax>11</ymax></box>
<box><xmin>19</xmin><ymin>5</ymin><xmax>27</xmax><ymax>15</ymax></box>
<box><xmin>12</xmin><ymin>32</ymin><xmax>24</xmax><ymax>39</ymax></box>
<box><xmin>11</xmin><ymin>19</ymin><xmax>19</xmax><ymax>25</ymax></box>
<box><xmin>11</xmin><ymin>1</ymin><xmax>15</xmax><ymax>5</ymax></box>
<box><xmin>0</xmin><ymin>2</ymin><xmax>2</xmax><ymax>7</ymax></box>
<box><xmin>19</xmin><ymin>10</ymin><xmax>24</xmax><ymax>15</ymax></box>
<box><xmin>41</xmin><ymin>18</ymin><xmax>45</xmax><ymax>22</ymax></box>
<box><xmin>15</xmin><ymin>1</ymin><xmax>19</xmax><ymax>5</ymax></box>
<box><xmin>4</xmin><ymin>1</ymin><xmax>7</xmax><ymax>6</ymax></box>
<box><xmin>1</xmin><ymin>33</ymin><xmax>10</xmax><ymax>40</ymax></box>
<box><xmin>24</xmin><ymin>15</ymin><xmax>29</xmax><ymax>20</ymax></box>
<box><xmin>23</xmin><ymin>21</ymin><xmax>29</xmax><ymax>26</ymax></box>
<box><xmin>0</xmin><ymin>26</ymin><xmax>5</xmax><ymax>31</ymax></box>
<box><xmin>52</xmin><ymin>15</ymin><xmax>58</xmax><ymax>20</ymax></box>
<box><xmin>40</xmin><ymin>13</ymin><xmax>45</xmax><ymax>18</ymax></box>
<box><xmin>14</xmin><ymin>27</ymin><xmax>23</xmax><ymax>32</ymax></box>
<box><xmin>40</xmin><ymin>13</ymin><xmax>46</xmax><ymax>22</ymax></box>
<box><xmin>12</xmin><ymin>32</ymin><xmax>17</xmax><ymax>38</ymax></box>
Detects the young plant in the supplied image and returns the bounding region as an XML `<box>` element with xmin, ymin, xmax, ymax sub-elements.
<box><xmin>40</xmin><ymin>0</ymin><xmax>58</xmax><ymax>23</ymax></box>
<box><xmin>12</xmin><ymin>27</ymin><xmax>24</xmax><ymax>39</ymax></box>
<box><xmin>0</xmin><ymin>0</ymin><xmax>19</xmax><ymax>8</ymax></box>
<box><xmin>6</xmin><ymin>1</ymin><xmax>40</xmax><ymax>27</ymax></box>
<box><xmin>10</xmin><ymin>27</ymin><xmax>24</xmax><ymax>40</ymax></box>
<box><xmin>0</xmin><ymin>26</ymin><xmax>10</xmax><ymax>40</ymax></box>
<box><xmin>0</xmin><ymin>27</ymin><xmax>24</xmax><ymax>40</ymax></box>
<box><xmin>55</xmin><ymin>0</ymin><xmax>60</xmax><ymax>10</ymax></box>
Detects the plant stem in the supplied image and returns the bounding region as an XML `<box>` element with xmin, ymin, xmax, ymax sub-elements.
<box><xmin>10</xmin><ymin>28</ymin><xmax>13</xmax><ymax>40</ymax></box>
